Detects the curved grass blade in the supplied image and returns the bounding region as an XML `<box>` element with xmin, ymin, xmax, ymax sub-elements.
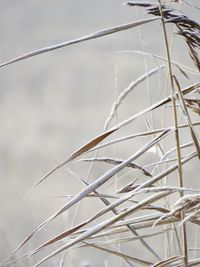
<box><xmin>0</xmin><ymin>17</ymin><xmax>159</xmax><ymax>68</ymax></box>
<box><xmin>33</xmin><ymin>128</ymin><xmax>117</xmax><ymax>188</ymax></box>
<box><xmin>111</xmin><ymin>50</ymin><xmax>198</xmax><ymax>74</ymax></box>
<box><xmin>104</xmin><ymin>64</ymin><xmax>165</xmax><ymax>129</ymax></box>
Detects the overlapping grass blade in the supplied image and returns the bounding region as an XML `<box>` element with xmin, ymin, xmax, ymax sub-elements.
<box><xmin>89</xmin><ymin>121</ymin><xmax>200</xmax><ymax>153</ymax></box>
<box><xmin>79</xmin><ymin>156</ymin><xmax>152</xmax><ymax>177</ymax></box>
<box><xmin>152</xmin><ymin>255</ymin><xmax>184</xmax><ymax>267</ymax></box>
<box><xmin>33</xmin><ymin>191</ymin><xmax>170</xmax><ymax>266</ymax></box>
<box><xmin>2</xmin><ymin>130</ymin><xmax>170</xmax><ymax>264</ymax></box>
<box><xmin>110</xmin><ymin>83</ymin><xmax>200</xmax><ymax>131</ymax></box>
<box><xmin>173</xmin><ymin>75</ymin><xmax>200</xmax><ymax>158</ymax></box>
<box><xmin>82</xmin><ymin>242</ymin><xmax>153</xmax><ymax>266</ymax></box>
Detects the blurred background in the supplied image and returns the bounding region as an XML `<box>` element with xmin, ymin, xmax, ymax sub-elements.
<box><xmin>0</xmin><ymin>1</ymin><xmax>199</xmax><ymax>266</ymax></box>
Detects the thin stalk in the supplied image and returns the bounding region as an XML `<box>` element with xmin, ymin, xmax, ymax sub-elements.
<box><xmin>157</xmin><ymin>0</ymin><xmax>188</xmax><ymax>266</ymax></box>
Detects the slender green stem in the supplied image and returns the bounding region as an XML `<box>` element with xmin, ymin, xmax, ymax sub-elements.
<box><xmin>157</xmin><ymin>1</ymin><xmax>188</xmax><ymax>266</ymax></box>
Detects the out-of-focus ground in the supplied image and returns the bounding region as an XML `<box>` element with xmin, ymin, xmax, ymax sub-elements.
<box><xmin>0</xmin><ymin>1</ymin><xmax>199</xmax><ymax>266</ymax></box>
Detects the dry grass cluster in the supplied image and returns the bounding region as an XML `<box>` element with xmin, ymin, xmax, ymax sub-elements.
<box><xmin>0</xmin><ymin>1</ymin><xmax>200</xmax><ymax>267</ymax></box>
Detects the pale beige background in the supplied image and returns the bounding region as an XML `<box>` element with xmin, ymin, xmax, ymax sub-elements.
<box><xmin>0</xmin><ymin>1</ymin><xmax>199</xmax><ymax>266</ymax></box>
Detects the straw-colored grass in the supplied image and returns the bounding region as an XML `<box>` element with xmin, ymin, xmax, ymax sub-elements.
<box><xmin>0</xmin><ymin>1</ymin><xmax>200</xmax><ymax>266</ymax></box>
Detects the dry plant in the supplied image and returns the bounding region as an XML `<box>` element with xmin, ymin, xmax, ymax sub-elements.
<box><xmin>0</xmin><ymin>1</ymin><xmax>200</xmax><ymax>267</ymax></box>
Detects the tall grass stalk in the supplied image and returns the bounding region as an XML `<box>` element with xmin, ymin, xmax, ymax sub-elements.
<box><xmin>157</xmin><ymin>1</ymin><xmax>188</xmax><ymax>265</ymax></box>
